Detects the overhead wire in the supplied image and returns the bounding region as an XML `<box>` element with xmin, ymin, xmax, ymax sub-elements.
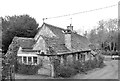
<box><xmin>43</xmin><ymin>4</ymin><xmax>118</xmax><ymax>20</ymax></box>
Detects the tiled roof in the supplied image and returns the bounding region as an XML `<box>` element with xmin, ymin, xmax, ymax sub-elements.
<box><xmin>44</xmin><ymin>23</ymin><xmax>65</xmax><ymax>44</ymax></box>
<box><xmin>21</xmin><ymin>49</ymin><xmax>39</xmax><ymax>52</ymax></box>
<box><xmin>17</xmin><ymin>37</ymin><xmax>35</xmax><ymax>49</ymax></box>
<box><xmin>71</xmin><ymin>33</ymin><xmax>90</xmax><ymax>51</ymax></box>
<box><xmin>42</xmin><ymin>23</ymin><xmax>90</xmax><ymax>51</ymax></box>
<box><xmin>42</xmin><ymin>36</ymin><xmax>70</xmax><ymax>54</ymax></box>
<box><xmin>16</xmin><ymin>23</ymin><xmax>91</xmax><ymax>54</ymax></box>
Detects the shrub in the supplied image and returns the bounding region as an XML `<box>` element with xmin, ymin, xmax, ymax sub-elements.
<box><xmin>71</xmin><ymin>61</ymin><xmax>87</xmax><ymax>73</ymax></box>
<box><xmin>56</xmin><ymin>65</ymin><xmax>77</xmax><ymax>78</ymax></box>
<box><xmin>55</xmin><ymin>55</ymin><xmax>105</xmax><ymax>78</ymax></box>
<box><xmin>17</xmin><ymin>63</ymin><xmax>41</xmax><ymax>75</ymax></box>
<box><xmin>84</xmin><ymin>60</ymin><xmax>93</xmax><ymax>71</ymax></box>
<box><xmin>97</xmin><ymin>55</ymin><xmax>105</xmax><ymax>68</ymax></box>
<box><xmin>90</xmin><ymin>60</ymin><xmax>97</xmax><ymax>69</ymax></box>
<box><xmin>67</xmin><ymin>61</ymin><xmax>82</xmax><ymax>72</ymax></box>
<box><xmin>101</xmin><ymin>50</ymin><xmax>110</xmax><ymax>55</ymax></box>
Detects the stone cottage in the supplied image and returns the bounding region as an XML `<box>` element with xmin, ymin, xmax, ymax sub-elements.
<box><xmin>17</xmin><ymin>23</ymin><xmax>91</xmax><ymax>66</ymax></box>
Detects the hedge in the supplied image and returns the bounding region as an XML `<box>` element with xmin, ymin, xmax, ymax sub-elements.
<box><xmin>17</xmin><ymin>63</ymin><xmax>42</xmax><ymax>75</ymax></box>
<box><xmin>55</xmin><ymin>55</ymin><xmax>105</xmax><ymax>78</ymax></box>
<box><xmin>56</xmin><ymin>64</ymin><xmax>78</xmax><ymax>78</ymax></box>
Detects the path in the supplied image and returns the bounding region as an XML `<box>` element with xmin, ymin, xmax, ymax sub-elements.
<box><xmin>72</xmin><ymin>60</ymin><xmax>118</xmax><ymax>79</ymax></box>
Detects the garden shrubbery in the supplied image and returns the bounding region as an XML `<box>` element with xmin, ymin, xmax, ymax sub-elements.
<box><xmin>56</xmin><ymin>55</ymin><xmax>105</xmax><ymax>78</ymax></box>
<box><xmin>56</xmin><ymin>64</ymin><xmax>78</xmax><ymax>78</ymax></box>
<box><xmin>101</xmin><ymin>50</ymin><xmax>110</xmax><ymax>55</ymax></box>
<box><xmin>96</xmin><ymin>55</ymin><xmax>105</xmax><ymax>68</ymax></box>
<box><xmin>16</xmin><ymin>63</ymin><xmax>41</xmax><ymax>75</ymax></box>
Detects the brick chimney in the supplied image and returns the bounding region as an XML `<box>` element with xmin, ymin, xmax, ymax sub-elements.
<box><xmin>64</xmin><ymin>24</ymin><xmax>73</xmax><ymax>51</ymax></box>
<box><xmin>67</xmin><ymin>24</ymin><xmax>73</xmax><ymax>31</ymax></box>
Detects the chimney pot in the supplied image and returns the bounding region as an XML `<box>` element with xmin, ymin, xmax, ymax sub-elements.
<box><xmin>67</xmin><ymin>24</ymin><xmax>73</xmax><ymax>31</ymax></box>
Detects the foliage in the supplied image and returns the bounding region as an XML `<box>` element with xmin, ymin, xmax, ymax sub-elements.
<box><xmin>67</xmin><ymin>61</ymin><xmax>82</xmax><ymax>72</ymax></box>
<box><xmin>84</xmin><ymin>60</ymin><xmax>96</xmax><ymax>71</ymax></box>
<box><xmin>2</xmin><ymin>14</ymin><xmax>39</xmax><ymax>53</ymax></box>
<box><xmin>2</xmin><ymin>37</ymin><xmax>20</xmax><ymax>79</ymax></box>
<box><xmin>17</xmin><ymin>63</ymin><xmax>41</xmax><ymax>75</ymax></box>
<box><xmin>55</xmin><ymin>55</ymin><xmax>105</xmax><ymax>78</ymax></box>
<box><xmin>56</xmin><ymin>64</ymin><xmax>78</xmax><ymax>78</ymax></box>
<box><xmin>0</xmin><ymin>18</ymin><xmax>2</xmax><ymax>48</ymax></box>
<box><xmin>88</xmin><ymin>18</ymin><xmax>118</xmax><ymax>51</ymax></box>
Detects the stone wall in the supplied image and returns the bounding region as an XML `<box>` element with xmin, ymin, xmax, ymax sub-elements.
<box><xmin>65</xmin><ymin>33</ymin><xmax>72</xmax><ymax>51</ymax></box>
<box><xmin>33</xmin><ymin>36</ymin><xmax>46</xmax><ymax>53</ymax></box>
<box><xmin>34</xmin><ymin>24</ymin><xmax>56</xmax><ymax>40</ymax></box>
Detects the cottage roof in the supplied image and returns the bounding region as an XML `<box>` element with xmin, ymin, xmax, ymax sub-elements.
<box><xmin>17</xmin><ymin>23</ymin><xmax>90</xmax><ymax>53</ymax></box>
<box><xmin>39</xmin><ymin>23</ymin><xmax>90</xmax><ymax>51</ymax></box>
<box><xmin>71</xmin><ymin>33</ymin><xmax>90</xmax><ymax>51</ymax></box>
<box><xmin>17</xmin><ymin>37</ymin><xmax>35</xmax><ymax>49</ymax></box>
<box><xmin>43</xmin><ymin>23</ymin><xmax>65</xmax><ymax>44</ymax></box>
<box><xmin>41</xmin><ymin>36</ymin><xmax>70</xmax><ymax>54</ymax></box>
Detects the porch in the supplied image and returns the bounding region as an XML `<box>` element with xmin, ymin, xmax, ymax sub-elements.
<box><xmin>17</xmin><ymin>54</ymin><xmax>39</xmax><ymax>65</ymax></box>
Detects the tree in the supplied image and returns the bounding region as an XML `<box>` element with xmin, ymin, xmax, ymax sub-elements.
<box><xmin>2</xmin><ymin>14</ymin><xmax>39</xmax><ymax>53</ymax></box>
<box><xmin>88</xmin><ymin>18</ymin><xmax>118</xmax><ymax>51</ymax></box>
<box><xmin>88</xmin><ymin>29</ymin><xmax>98</xmax><ymax>44</ymax></box>
<box><xmin>0</xmin><ymin>18</ymin><xmax>2</xmax><ymax>48</ymax></box>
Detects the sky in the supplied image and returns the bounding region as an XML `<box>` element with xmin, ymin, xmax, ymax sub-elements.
<box><xmin>0</xmin><ymin>0</ymin><xmax>119</xmax><ymax>35</ymax></box>
<box><xmin>119</xmin><ymin>1</ymin><xmax>120</xmax><ymax>19</ymax></box>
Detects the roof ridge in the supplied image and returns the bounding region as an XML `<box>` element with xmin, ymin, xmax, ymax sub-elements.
<box><xmin>35</xmin><ymin>34</ymin><xmax>59</xmax><ymax>43</ymax></box>
<box><xmin>17</xmin><ymin>37</ymin><xmax>33</xmax><ymax>39</ymax></box>
<box><xmin>44</xmin><ymin>23</ymin><xmax>65</xmax><ymax>30</ymax></box>
<box><xmin>44</xmin><ymin>23</ymin><xmax>86</xmax><ymax>37</ymax></box>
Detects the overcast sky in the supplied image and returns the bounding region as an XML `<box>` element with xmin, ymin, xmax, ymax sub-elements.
<box><xmin>0</xmin><ymin>0</ymin><xmax>119</xmax><ymax>34</ymax></box>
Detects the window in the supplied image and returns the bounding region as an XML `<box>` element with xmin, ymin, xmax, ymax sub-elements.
<box><xmin>28</xmin><ymin>57</ymin><xmax>32</xmax><ymax>64</ymax></box>
<box><xmin>28</xmin><ymin>57</ymin><xmax>31</xmax><ymax>62</ymax></box>
<box><xmin>23</xmin><ymin>57</ymin><xmax>27</xmax><ymax>63</ymax></box>
<box><xmin>33</xmin><ymin>57</ymin><xmax>37</xmax><ymax>64</ymax></box>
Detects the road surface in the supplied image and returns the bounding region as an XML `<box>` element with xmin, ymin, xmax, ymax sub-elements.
<box><xmin>72</xmin><ymin>60</ymin><xmax>118</xmax><ymax>79</ymax></box>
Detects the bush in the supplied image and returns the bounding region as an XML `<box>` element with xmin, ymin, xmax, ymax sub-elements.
<box><xmin>84</xmin><ymin>60</ymin><xmax>94</xmax><ymax>71</ymax></box>
<box><xmin>67</xmin><ymin>61</ymin><xmax>82</xmax><ymax>72</ymax></box>
<box><xmin>17</xmin><ymin>63</ymin><xmax>41</xmax><ymax>75</ymax></box>
<box><xmin>55</xmin><ymin>55</ymin><xmax>105</xmax><ymax>78</ymax></box>
<box><xmin>97</xmin><ymin>55</ymin><xmax>105</xmax><ymax>68</ymax></box>
<box><xmin>102</xmin><ymin>50</ymin><xmax>110</xmax><ymax>55</ymax></box>
<box><xmin>69</xmin><ymin>61</ymin><xmax>87</xmax><ymax>73</ymax></box>
<box><xmin>56</xmin><ymin>65</ymin><xmax>77</xmax><ymax>78</ymax></box>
